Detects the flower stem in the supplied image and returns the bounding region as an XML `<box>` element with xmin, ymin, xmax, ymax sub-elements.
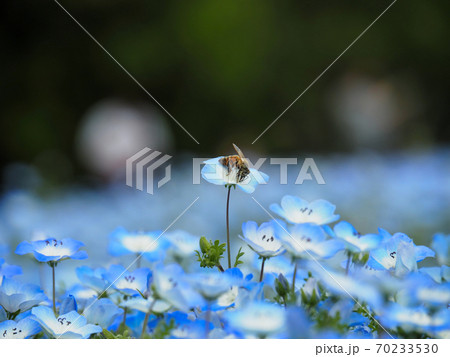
<box><xmin>122</xmin><ymin>307</ymin><xmax>128</xmax><ymax>327</ymax></box>
<box><xmin>345</xmin><ymin>251</ymin><xmax>352</xmax><ymax>275</ymax></box>
<box><xmin>225</xmin><ymin>186</ymin><xmax>232</xmax><ymax>269</ymax></box>
<box><xmin>259</xmin><ymin>257</ymin><xmax>267</xmax><ymax>282</ymax></box>
<box><xmin>51</xmin><ymin>264</ymin><xmax>56</xmax><ymax>314</ymax></box>
<box><xmin>216</xmin><ymin>263</ymin><xmax>225</xmax><ymax>272</ymax></box>
<box><xmin>292</xmin><ymin>262</ymin><xmax>298</xmax><ymax>293</ymax></box>
<box><xmin>140</xmin><ymin>299</ymin><xmax>157</xmax><ymax>338</ymax></box>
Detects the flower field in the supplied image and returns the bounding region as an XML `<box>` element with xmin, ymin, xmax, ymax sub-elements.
<box><xmin>0</xmin><ymin>150</ymin><xmax>449</xmax><ymax>339</ymax></box>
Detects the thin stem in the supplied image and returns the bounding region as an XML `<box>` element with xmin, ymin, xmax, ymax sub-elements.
<box><xmin>122</xmin><ymin>307</ymin><xmax>128</xmax><ymax>327</ymax></box>
<box><xmin>51</xmin><ymin>264</ymin><xmax>56</xmax><ymax>314</ymax></box>
<box><xmin>140</xmin><ymin>299</ymin><xmax>157</xmax><ymax>338</ymax></box>
<box><xmin>225</xmin><ymin>186</ymin><xmax>232</xmax><ymax>269</ymax></box>
<box><xmin>292</xmin><ymin>262</ymin><xmax>298</xmax><ymax>293</ymax></box>
<box><xmin>216</xmin><ymin>264</ymin><xmax>225</xmax><ymax>272</ymax></box>
<box><xmin>345</xmin><ymin>251</ymin><xmax>352</xmax><ymax>275</ymax></box>
<box><xmin>259</xmin><ymin>257</ymin><xmax>267</xmax><ymax>282</ymax></box>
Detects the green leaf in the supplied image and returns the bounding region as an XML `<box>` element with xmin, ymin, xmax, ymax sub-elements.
<box><xmin>102</xmin><ymin>329</ymin><xmax>117</xmax><ymax>339</ymax></box>
<box><xmin>233</xmin><ymin>247</ymin><xmax>245</xmax><ymax>267</ymax></box>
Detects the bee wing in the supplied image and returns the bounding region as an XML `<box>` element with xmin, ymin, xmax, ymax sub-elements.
<box><xmin>232</xmin><ymin>144</ymin><xmax>250</xmax><ymax>166</ymax></box>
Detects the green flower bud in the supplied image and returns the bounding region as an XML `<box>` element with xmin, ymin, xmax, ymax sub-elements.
<box><xmin>199</xmin><ymin>236</ymin><xmax>211</xmax><ymax>254</ymax></box>
<box><xmin>275</xmin><ymin>273</ymin><xmax>289</xmax><ymax>297</ymax></box>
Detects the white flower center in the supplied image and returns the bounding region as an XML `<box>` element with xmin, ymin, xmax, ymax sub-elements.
<box><xmin>36</xmin><ymin>240</ymin><xmax>72</xmax><ymax>257</ymax></box>
<box><xmin>122</xmin><ymin>234</ymin><xmax>157</xmax><ymax>253</ymax></box>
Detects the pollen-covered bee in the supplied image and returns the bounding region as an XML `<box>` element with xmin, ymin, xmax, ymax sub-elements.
<box><xmin>219</xmin><ymin>144</ymin><xmax>251</xmax><ymax>183</ymax></box>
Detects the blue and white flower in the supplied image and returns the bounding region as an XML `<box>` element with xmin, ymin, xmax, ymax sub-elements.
<box><xmin>270</xmin><ymin>195</ymin><xmax>340</xmax><ymax>225</ymax></box>
<box><xmin>309</xmin><ymin>263</ymin><xmax>382</xmax><ymax>309</ymax></box>
<box><xmin>188</xmin><ymin>271</ymin><xmax>237</xmax><ymax>301</ymax></box>
<box><xmin>398</xmin><ymin>274</ymin><xmax>450</xmax><ymax>307</ymax></box>
<box><xmin>121</xmin><ymin>295</ymin><xmax>171</xmax><ymax>315</ymax></box>
<box><xmin>201</xmin><ymin>156</ymin><xmax>269</xmax><ymax>194</ymax></box>
<box><xmin>82</xmin><ymin>298</ymin><xmax>124</xmax><ymax>329</ymax></box>
<box><xmin>280</xmin><ymin>223</ymin><xmax>344</xmax><ymax>260</ymax></box>
<box><xmin>103</xmin><ymin>265</ymin><xmax>151</xmax><ymax>296</ymax></box>
<box><xmin>380</xmin><ymin>304</ymin><xmax>450</xmax><ymax>335</ymax></box>
<box><xmin>420</xmin><ymin>266</ymin><xmax>450</xmax><ymax>283</ymax></box>
<box><xmin>368</xmin><ymin>230</ymin><xmax>435</xmax><ymax>276</ymax></box>
<box><xmin>31</xmin><ymin>305</ymin><xmax>102</xmax><ymax>338</ymax></box>
<box><xmin>239</xmin><ymin>220</ymin><xmax>285</xmax><ymax>258</ymax></box>
<box><xmin>76</xmin><ymin>266</ymin><xmax>108</xmax><ymax>294</ymax></box>
<box><xmin>0</xmin><ymin>317</ymin><xmax>41</xmax><ymax>339</ymax></box>
<box><xmin>225</xmin><ymin>302</ymin><xmax>285</xmax><ymax>338</ymax></box>
<box><xmin>334</xmin><ymin>221</ymin><xmax>382</xmax><ymax>253</ymax></box>
<box><xmin>59</xmin><ymin>295</ymin><xmax>77</xmax><ymax>315</ymax></box>
<box><xmin>153</xmin><ymin>264</ymin><xmax>204</xmax><ymax>311</ymax></box>
<box><xmin>165</xmin><ymin>230</ymin><xmax>199</xmax><ymax>259</ymax></box>
<box><xmin>0</xmin><ymin>278</ymin><xmax>47</xmax><ymax>314</ymax></box>
<box><xmin>65</xmin><ymin>285</ymin><xmax>97</xmax><ymax>311</ymax></box>
<box><xmin>15</xmin><ymin>238</ymin><xmax>88</xmax><ymax>263</ymax></box>
<box><xmin>109</xmin><ymin>227</ymin><xmax>166</xmax><ymax>262</ymax></box>
<box><xmin>0</xmin><ymin>259</ymin><xmax>22</xmax><ymax>284</ymax></box>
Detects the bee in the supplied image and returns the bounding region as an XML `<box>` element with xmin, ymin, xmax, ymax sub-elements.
<box><xmin>219</xmin><ymin>144</ymin><xmax>251</xmax><ymax>183</ymax></box>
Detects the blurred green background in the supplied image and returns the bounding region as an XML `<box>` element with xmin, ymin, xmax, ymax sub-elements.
<box><xmin>0</xmin><ymin>0</ymin><xmax>449</xmax><ymax>184</ymax></box>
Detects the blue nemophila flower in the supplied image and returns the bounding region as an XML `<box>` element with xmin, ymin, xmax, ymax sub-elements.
<box><xmin>0</xmin><ymin>317</ymin><xmax>40</xmax><ymax>339</ymax></box>
<box><xmin>83</xmin><ymin>298</ymin><xmax>124</xmax><ymax>329</ymax></box>
<box><xmin>432</xmin><ymin>233</ymin><xmax>449</xmax><ymax>265</ymax></box>
<box><xmin>59</xmin><ymin>295</ymin><xmax>77</xmax><ymax>315</ymax></box>
<box><xmin>225</xmin><ymin>302</ymin><xmax>285</xmax><ymax>338</ymax></box>
<box><xmin>65</xmin><ymin>285</ymin><xmax>97</xmax><ymax>310</ymax></box>
<box><xmin>380</xmin><ymin>304</ymin><xmax>450</xmax><ymax>335</ymax></box>
<box><xmin>201</xmin><ymin>157</ymin><xmax>269</xmax><ymax>194</ymax></box>
<box><xmin>166</xmin><ymin>230</ymin><xmax>199</xmax><ymax>259</ymax></box>
<box><xmin>31</xmin><ymin>305</ymin><xmax>102</xmax><ymax>339</ymax></box>
<box><xmin>279</xmin><ymin>223</ymin><xmax>344</xmax><ymax>260</ymax></box>
<box><xmin>416</xmin><ymin>281</ymin><xmax>450</xmax><ymax>307</ymax></box>
<box><xmin>0</xmin><ymin>278</ymin><xmax>47</xmax><ymax>314</ymax></box>
<box><xmin>0</xmin><ymin>259</ymin><xmax>22</xmax><ymax>284</ymax></box>
<box><xmin>76</xmin><ymin>266</ymin><xmax>108</xmax><ymax>294</ymax></box>
<box><xmin>367</xmin><ymin>230</ymin><xmax>435</xmax><ymax>276</ymax></box>
<box><xmin>103</xmin><ymin>265</ymin><xmax>151</xmax><ymax>296</ymax></box>
<box><xmin>309</xmin><ymin>263</ymin><xmax>382</xmax><ymax>309</ymax></box>
<box><xmin>171</xmin><ymin>319</ymin><xmax>214</xmax><ymax>339</ymax></box>
<box><xmin>213</xmin><ymin>268</ymin><xmax>255</xmax><ymax>309</ymax></box>
<box><xmin>334</xmin><ymin>221</ymin><xmax>382</xmax><ymax>253</ymax></box>
<box><xmin>239</xmin><ymin>221</ymin><xmax>285</xmax><ymax>258</ymax></box>
<box><xmin>420</xmin><ymin>266</ymin><xmax>450</xmax><ymax>283</ymax></box>
<box><xmin>188</xmin><ymin>271</ymin><xmax>237</xmax><ymax>301</ymax></box>
<box><xmin>270</xmin><ymin>195</ymin><xmax>339</xmax><ymax>225</ymax></box>
<box><xmin>153</xmin><ymin>264</ymin><xmax>204</xmax><ymax>312</ymax></box>
<box><xmin>348</xmin><ymin>324</ymin><xmax>376</xmax><ymax>339</ymax></box>
<box><xmin>398</xmin><ymin>274</ymin><xmax>450</xmax><ymax>307</ymax></box>
<box><xmin>109</xmin><ymin>227</ymin><xmax>166</xmax><ymax>262</ymax></box>
<box><xmin>285</xmin><ymin>306</ymin><xmax>312</xmax><ymax>339</ymax></box>
<box><xmin>15</xmin><ymin>238</ymin><xmax>87</xmax><ymax>263</ymax></box>
<box><xmin>122</xmin><ymin>295</ymin><xmax>170</xmax><ymax>314</ymax></box>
